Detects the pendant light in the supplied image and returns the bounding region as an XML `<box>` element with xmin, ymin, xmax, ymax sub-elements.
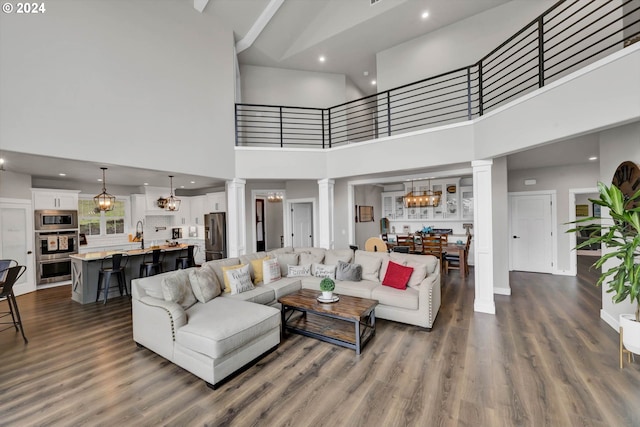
<box><xmin>403</xmin><ymin>179</ymin><xmax>441</xmax><ymax>208</ymax></box>
<box><xmin>165</xmin><ymin>175</ymin><xmax>181</xmax><ymax>211</ymax></box>
<box><xmin>267</xmin><ymin>191</ymin><xmax>283</xmax><ymax>203</ymax></box>
<box><xmin>94</xmin><ymin>167</ymin><xmax>116</xmax><ymax>211</ymax></box>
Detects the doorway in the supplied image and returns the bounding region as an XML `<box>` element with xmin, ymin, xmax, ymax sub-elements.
<box><xmin>509</xmin><ymin>192</ymin><xmax>555</xmax><ymax>273</ymax></box>
<box><xmin>568</xmin><ymin>188</ymin><xmax>599</xmax><ymax>276</ymax></box>
<box><xmin>0</xmin><ymin>200</ymin><xmax>35</xmax><ymax>295</ymax></box>
<box><xmin>256</xmin><ymin>198</ymin><xmax>265</xmax><ymax>252</ymax></box>
<box><xmin>291</xmin><ymin>202</ymin><xmax>313</xmax><ymax>248</ymax></box>
<box><xmin>250</xmin><ymin>190</ymin><xmax>285</xmax><ymax>253</ymax></box>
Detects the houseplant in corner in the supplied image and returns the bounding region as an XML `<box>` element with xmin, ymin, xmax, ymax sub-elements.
<box><xmin>319</xmin><ymin>278</ymin><xmax>335</xmax><ymax>300</ymax></box>
<box><xmin>569</xmin><ymin>179</ymin><xmax>640</xmax><ymax>363</ymax></box>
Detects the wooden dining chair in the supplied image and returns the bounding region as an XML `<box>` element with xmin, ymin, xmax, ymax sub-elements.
<box><xmin>422</xmin><ymin>235</ymin><xmax>446</xmax><ymax>272</ymax></box>
<box><xmin>445</xmin><ymin>235</ymin><xmax>472</xmax><ymax>275</ymax></box>
<box><xmin>396</xmin><ymin>235</ymin><xmax>414</xmax><ymax>252</ymax></box>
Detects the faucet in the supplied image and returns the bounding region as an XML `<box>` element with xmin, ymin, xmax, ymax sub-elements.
<box><xmin>135</xmin><ymin>220</ymin><xmax>144</xmax><ymax>249</ymax></box>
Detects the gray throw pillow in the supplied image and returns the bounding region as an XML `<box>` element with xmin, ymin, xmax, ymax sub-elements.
<box><xmin>336</xmin><ymin>260</ymin><xmax>362</xmax><ymax>281</ymax></box>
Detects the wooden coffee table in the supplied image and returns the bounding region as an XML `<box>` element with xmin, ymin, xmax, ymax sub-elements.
<box><xmin>279</xmin><ymin>289</ymin><xmax>378</xmax><ymax>355</ymax></box>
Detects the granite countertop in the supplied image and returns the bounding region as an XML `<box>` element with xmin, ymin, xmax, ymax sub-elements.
<box><xmin>70</xmin><ymin>244</ymin><xmax>188</xmax><ymax>261</ymax></box>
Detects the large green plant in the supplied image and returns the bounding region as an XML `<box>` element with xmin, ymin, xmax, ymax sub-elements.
<box><xmin>569</xmin><ymin>182</ymin><xmax>640</xmax><ymax>321</ymax></box>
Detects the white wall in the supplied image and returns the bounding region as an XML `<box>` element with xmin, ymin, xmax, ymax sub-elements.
<box><xmin>376</xmin><ymin>1</ymin><xmax>554</xmax><ymax>91</ymax></box>
<box><xmin>240</xmin><ymin>65</ymin><xmax>347</xmax><ymax>108</ymax></box>
<box><xmin>598</xmin><ymin>122</ymin><xmax>640</xmax><ymax>327</ymax></box>
<box><xmin>0</xmin><ymin>171</ymin><xmax>32</xmax><ymax>199</ymax></box>
<box><xmin>0</xmin><ymin>0</ymin><xmax>237</xmax><ymax>180</ymax></box>
<box><xmin>508</xmin><ymin>162</ymin><xmax>600</xmax><ymax>273</ymax></box>
<box><xmin>354</xmin><ymin>185</ymin><xmax>383</xmax><ymax>250</ymax></box>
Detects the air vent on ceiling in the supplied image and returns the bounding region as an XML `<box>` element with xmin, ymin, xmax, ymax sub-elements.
<box><xmin>370</xmin><ymin>0</ymin><xmax>381</xmax><ymax>5</ymax></box>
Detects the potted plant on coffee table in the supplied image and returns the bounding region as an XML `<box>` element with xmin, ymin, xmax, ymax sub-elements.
<box><xmin>569</xmin><ymin>180</ymin><xmax>640</xmax><ymax>365</ymax></box>
<box><xmin>320</xmin><ymin>278</ymin><xmax>335</xmax><ymax>300</ymax></box>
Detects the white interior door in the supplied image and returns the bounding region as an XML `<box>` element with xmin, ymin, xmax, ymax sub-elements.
<box><xmin>509</xmin><ymin>193</ymin><xmax>553</xmax><ymax>273</ymax></box>
<box><xmin>291</xmin><ymin>202</ymin><xmax>313</xmax><ymax>248</ymax></box>
<box><xmin>0</xmin><ymin>201</ymin><xmax>35</xmax><ymax>295</ymax></box>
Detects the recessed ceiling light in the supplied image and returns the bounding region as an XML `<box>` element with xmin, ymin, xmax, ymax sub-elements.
<box><xmin>143</xmin><ymin>182</ymin><xmax>149</xmax><ymax>186</ymax></box>
<box><xmin>97</xmin><ymin>178</ymin><xmax>103</xmax><ymax>182</ymax></box>
<box><xmin>589</xmin><ymin>156</ymin><xmax>598</xmax><ymax>161</ymax></box>
<box><xmin>190</xmin><ymin>181</ymin><xmax>195</xmax><ymax>184</ymax></box>
<box><xmin>59</xmin><ymin>173</ymin><xmax>66</xmax><ymax>177</ymax></box>
<box><xmin>363</xmin><ymin>71</ymin><xmax>369</xmax><ymax>76</ymax></box>
<box><xmin>371</xmin><ymin>80</ymin><xmax>377</xmax><ymax>85</ymax></box>
<box><xmin>319</xmin><ymin>56</ymin><xmax>326</xmax><ymax>63</ymax></box>
<box><xmin>421</xmin><ymin>11</ymin><xmax>429</xmax><ymax>19</ymax></box>
<box><xmin>180</xmin><ymin>185</ymin><xmax>185</xmax><ymax>189</ymax></box>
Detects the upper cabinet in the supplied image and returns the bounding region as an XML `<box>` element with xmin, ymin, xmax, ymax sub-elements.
<box><xmin>190</xmin><ymin>195</ymin><xmax>206</xmax><ymax>225</ymax></box>
<box><xmin>206</xmin><ymin>192</ymin><xmax>226</xmax><ymax>213</ymax></box>
<box><xmin>33</xmin><ymin>189</ymin><xmax>79</xmax><ymax>210</ymax></box>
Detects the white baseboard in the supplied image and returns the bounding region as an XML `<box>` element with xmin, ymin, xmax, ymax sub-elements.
<box><xmin>554</xmin><ymin>269</ymin><xmax>574</xmax><ymax>276</ymax></box>
<box><xmin>494</xmin><ymin>287</ymin><xmax>511</xmax><ymax>295</ymax></box>
<box><xmin>600</xmin><ymin>309</ymin><xmax>619</xmax><ymax>332</ymax></box>
<box><xmin>474</xmin><ymin>299</ymin><xmax>496</xmax><ymax>314</ymax></box>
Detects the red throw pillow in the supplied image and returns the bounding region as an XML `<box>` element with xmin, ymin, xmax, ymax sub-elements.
<box><xmin>382</xmin><ymin>261</ymin><xmax>414</xmax><ymax>290</ymax></box>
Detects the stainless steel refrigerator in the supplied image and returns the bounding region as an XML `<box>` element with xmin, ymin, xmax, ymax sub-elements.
<box><xmin>204</xmin><ymin>212</ymin><xmax>227</xmax><ymax>261</ymax></box>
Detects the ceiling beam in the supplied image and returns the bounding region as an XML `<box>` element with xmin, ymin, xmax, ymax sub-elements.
<box><xmin>236</xmin><ymin>0</ymin><xmax>285</xmax><ymax>54</ymax></box>
<box><xmin>193</xmin><ymin>0</ymin><xmax>209</xmax><ymax>13</ymax></box>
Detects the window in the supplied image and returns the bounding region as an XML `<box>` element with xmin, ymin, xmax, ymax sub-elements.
<box><xmin>79</xmin><ymin>199</ymin><xmax>126</xmax><ymax>236</ymax></box>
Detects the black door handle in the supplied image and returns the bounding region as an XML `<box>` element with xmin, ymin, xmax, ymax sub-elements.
<box><xmin>513</xmin><ymin>236</ymin><xmax>520</xmax><ymax>239</ymax></box>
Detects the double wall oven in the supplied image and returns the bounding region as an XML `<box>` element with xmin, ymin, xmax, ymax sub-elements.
<box><xmin>35</xmin><ymin>210</ymin><xmax>79</xmax><ymax>284</ymax></box>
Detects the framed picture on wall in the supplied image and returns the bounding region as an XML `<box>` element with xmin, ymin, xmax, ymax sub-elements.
<box><xmin>358</xmin><ymin>206</ymin><xmax>374</xmax><ymax>222</ymax></box>
<box><xmin>576</xmin><ymin>204</ymin><xmax>589</xmax><ymax>217</ymax></box>
<box><xmin>593</xmin><ymin>203</ymin><xmax>601</xmax><ymax>218</ymax></box>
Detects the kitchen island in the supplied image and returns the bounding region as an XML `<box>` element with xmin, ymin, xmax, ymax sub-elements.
<box><xmin>70</xmin><ymin>244</ymin><xmax>188</xmax><ymax>304</ymax></box>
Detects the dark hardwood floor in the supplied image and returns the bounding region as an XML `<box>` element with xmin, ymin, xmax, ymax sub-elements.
<box><xmin>1</xmin><ymin>261</ymin><xmax>639</xmax><ymax>426</ymax></box>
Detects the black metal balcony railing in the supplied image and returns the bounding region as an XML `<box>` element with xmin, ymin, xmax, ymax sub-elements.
<box><xmin>235</xmin><ymin>0</ymin><xmax>640</xmax><ymax>149</ymax></box>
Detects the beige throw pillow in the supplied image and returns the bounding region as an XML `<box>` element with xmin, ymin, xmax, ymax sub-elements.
<box><xmin>276</xmin><ymin>253</ymin><xmax>299</xmax><ymax>277</ymax></box>
<box><xmin>226</xmin><ymin>264</ymin><xmax>255</xmax><ymax>295</ymax></box>
<box><xmin>313</xmin><ymin>263</ymin><xmax>336</xmax><ymax>279</ymax></box>
<box><xmin>162</xmin><ymin>270</ymin><xmax>197</xmax><ymax>309</ymax></box>
<box><xmin>354</xmin><ymin>251</ymin><xmax>384</xmax><ymax>281</ymax></box>
<box><xmin>288</xmin><ymin>264</ymin><xmax>312</xmax><ymax>277</ymax></box>
<box><xmin>188</xmin><ymin>265</ymin><xmax>221</xmax><ymax>303</ymax></box>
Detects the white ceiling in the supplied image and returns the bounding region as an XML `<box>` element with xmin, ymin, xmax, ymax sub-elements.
<box><xmin>0</xmin><ymin>0</ymin><xmax>599</xmax><ymax>189</ymax></box>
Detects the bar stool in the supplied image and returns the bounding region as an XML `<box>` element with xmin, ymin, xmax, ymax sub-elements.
<box><xmin>139</xmin><ymin>249</ymin><xmax>164</xmax><ymax>277</ymax></box>
<box><xmin>96</xmin><ymin>253</ymin><xmax>128</xmax><ymax>305</ymax></box>
<box><xmin>175</xmin><ymin>245</ymin><xmax>197</xmax><ymax>270</ymax></box>
<box><xmin>0</xmin><ymin>264</ymin><xmax>28</xmax><ymax>343</ymax></box>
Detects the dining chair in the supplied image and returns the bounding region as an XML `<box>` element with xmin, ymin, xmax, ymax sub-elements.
<box><xmin>0</xmin><ymin>264</ymin><xmax>28</xmax><ymax>343</ymax></box>
<box><xmin>364</xmin><ymin>237</ymin><xmax>388</xmax><ymax>252</ymax></box>
<box><xmin>97</xmin><ymin>253</ymin><xmax>129</xmax><ymax>304</ymax></box>
<box><xmin>396</xmin><ymin>235</ymin><xmax>414</xmax><ymax>252</ymax></box>
<box><xmin>422</xmin><ymin>235</ymin><xmax>446</xmax><ymax>272</ymax></box>
<box><xmin>445</xmin><ymin>235</ymin><xmax>472</xmax><ymax>275</ymax></box>
<box><xmin>139</xmin><ymin>249</ymin><xmax>165</xmax><ymax>277</ymax></box>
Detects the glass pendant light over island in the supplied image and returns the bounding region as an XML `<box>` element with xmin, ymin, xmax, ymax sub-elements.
<box><xmin>165</xmin><ymin>175</ymin><xmax>181</xmax><ymax>211</ymax></box>
<box><xmin>94</xmin><ymin>167</ymin><xmax>116</xmax><ymax>211</ymax></box>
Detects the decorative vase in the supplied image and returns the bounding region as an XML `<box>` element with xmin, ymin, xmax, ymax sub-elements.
<box><xmin>620</xmin><ymin>314</ymin><xmax>640</xmax><ymax>355</ymax></box>
<box><xmin>322</xmin><ymin>291</ymin><xmax>333</xmax><ymax>300</ymax></box>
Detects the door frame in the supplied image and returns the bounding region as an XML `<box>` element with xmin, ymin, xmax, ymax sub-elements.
<box><xmin>508</xmin><ymin>190</ymin><xmax>558</xmax><ymax>274</ymax></box>
<box><xmin>568</xmin><ymin>187</ymin><xmax>598</xmax><ymax>276</ymax></box>
<box><xmin>249</xmin><ymin>189</ymin><xmax>286</xmax><ymax>253</ymax></box>
<box><xmin>285</xmin><ymin>198</ymin><xmax>317</xmax><ymax>248</ymax></box>
<box><xmin>0</xmin><ymin>198</ymin><xmax>36</xmax><ymax>295</ymax></box>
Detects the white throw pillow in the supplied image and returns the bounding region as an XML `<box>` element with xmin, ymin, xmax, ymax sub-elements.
<box><xmin>226</xmin><ymin>263</ymin><xmax>255</xmax><ymax>295</ymax></box>
<box><xmin>162</xmin><ymin>270</ymin><xmax>197</xmax><ymax>309</ymax></box>
<box><xmin>354</xmin><ymin>251</ymin><xmax>384</xmax><ymax>281</ymax></box>
<box><xmin>313</xmin><ymin>263</ymin><xmax>336</xmax><ymax>279</ymax></box>
<box><xmin>276</xmin><ymin>253</ymin><xmax>299</xmax><ymax>277</ymax></box>
<box><xmin>288</xmin><ymin>264</ymin><xmax>311</xmax><ymax>277</ymax></box>
<box><xmin>188</xmin><ymin>265</ymin><xmax>221</xmax><ymax>303</ymax></box>
<box><xmin>263</xmin><ymin>258</ymin><xmax>281</xmax><ymax>284</ymax></box>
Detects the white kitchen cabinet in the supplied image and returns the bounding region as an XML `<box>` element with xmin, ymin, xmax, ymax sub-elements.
<box><xmin>460</xmin><ymin>186</ymin><xmax>474</xmax><ymax>220</ymax></box>
<box><xmin>176</xmin><ymin>197</ymin><xmax>191</xmax><ymax>226</ymax></box>
<box><xmin>190</xmin><ymin>195</ymin><xmax>206</xmax><ymax>225</ymax></box>
<box><xmin>381</xmin><ymin>191</ymin><xmax>404</xmax><ymax>220</ymax></box>
<box><xmin>206</xmin><ymin>192</ymin><xmax>226</xmax><ymax>213</ymax></box>
<box><xmin>33</xmin><ymin>189</ymin><xmax>79</xmax><ymax>210</ymax></box>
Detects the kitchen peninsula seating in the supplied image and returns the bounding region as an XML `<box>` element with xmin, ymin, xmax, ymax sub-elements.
<box><xmin>175</xmin><ymin>245</ymin><xmax>197</xmax><ymax>270</ymax></box>
<box><xmin>139</xmin><ymin>249</ymin><xmax>164</xmax><ymax>277</ymax></box>
<box><xmin>0</xmin><ymin>263</ymin><xmax>28</xmax><ymax>343</ymax></box>
<box><xmin>96</xmin><ymin>253</ymin><xmax>128</xmax><ymax>304</ymax></box>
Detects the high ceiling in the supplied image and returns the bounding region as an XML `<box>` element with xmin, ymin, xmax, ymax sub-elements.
<box><xmin>1</xmin><ymin>0</ymin><xmax>599</xmax><ymax>189</ymax></box>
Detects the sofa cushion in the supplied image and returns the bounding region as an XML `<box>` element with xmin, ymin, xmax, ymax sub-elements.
<box><xmin>267</xmin><ymin>246</ymin><xmax>294</xmax><ymax>255</ymax></box>
<box><xmin>263</xmin><ymin>258</ymin><xmax>281</xmax><ymax>284</ymax></box>
<box><xmin>336</xmin><ymin>260</ymin><xmax>362</xmax><ymax>281</ymax></box>
<box><xmin>227</xmin><ymin>264</ymin><xmax>255</xmax><ymax>295</ymax></box>
<box><xmin>276</xmin><ymin>253</ymin><xmax>299</xmax><ymax>277</ymax></box>
<box><xmin>294</xmin><ymin>247</ymin><xmax>326</xmax><ymax>258</ymax></box>
<box><xmin>382</xmin><ymin>261</ymin><xmax>413</xmax><ymax>290</ymax></box>
<box><xmin>177</xmin><ymin>298</ymin><xmax>280</xmax><ymax>359</ymax></box>
<box><xmin>262</xmin><ymin>277</ymin><xmax>302</xmax><ymax>299</ymax></box>
<box><xmin>288</xmin><ymin>264</ymin><xmax>311</xmax><ymax>277</ymax></box>
<box><xmin>333</xmin><ymin>280</ymin><xmax>378</xmax><ymax>299</ymax></box>
<box><xmin>239</xmin><ymin>252</ymin><xmax>268</xmax><ymax>282</ymax></box>
<box><xmin>354</xmin><ymin>250</ymin><xmax>385</xmax><ymax>281</ymax></box>
<box><xmin>324</xmin><ymin>249</ymin><xmax>354</xmax><ymax>266</ymax></box>
<box><xmin>205</xmin><ymin>258</ymin><xmax>241</xmax><ymax>292</ymax></box>
<box><xmin>161</xmin><ymin>269</ymin><xmax>197</xmax><ymax>309</ymax></box>
<box><xmin>390</xmin><ymin>252</ymin><xmax>436</xmax><ymax>288</ymax></box>
<box><xmin>221</xmin><ymin>284</ymin><xmax>275</xmax><ymax>305</ymax></box>
<box><xmin>313</xmin><ymin>263</ymin><xmax>336</xmax><ymax>279</ymax></box>
<box><xmin>371</xmin><ymin>285</ymin><xmax>419</xmax><ymax>310</ymax></box>
<box><xmin>299</xmin><ymin>252</ymin><xmax>324</xmax><ymax>267</ymax></box>
<box><xmin>188</xmin><ymin>265</ymin><xmax>221</xmax><ymax>303</ymax></box>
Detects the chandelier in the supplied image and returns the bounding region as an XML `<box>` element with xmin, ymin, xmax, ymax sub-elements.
<box><xmin>94</xmin><ymin>167</ymin><xmax>116</xmax><ymax>211</ymax></box>
<box><xmin>165</xmin><ymin>175</ymin><xmax>181</xmax><ymax>211</ymax></box>
<box><xmin>403</xmin><ymin>180</ymin><xmax>441</xmax><ymax>208</ymax></box>
<box><xmin>267</xmin><ymin>191</ymin><xmax>283</xmax><ymax>203</ymax></box>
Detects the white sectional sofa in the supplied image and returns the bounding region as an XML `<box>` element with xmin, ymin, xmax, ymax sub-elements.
<box><xmin>131</xmin><ymin>246</ymin><xmax>441</xmax><ymax>388</ymax></box>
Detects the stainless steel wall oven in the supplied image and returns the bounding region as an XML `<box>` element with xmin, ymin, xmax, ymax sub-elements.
<box><xmin>34</xmin><ymin>210</ymin><xmax>79</xmax><ymax>284</ymax></box>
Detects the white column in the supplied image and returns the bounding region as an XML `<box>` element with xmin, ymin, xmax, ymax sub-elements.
<box><xmin>226</xmin><ymin>178</ymin><xmax>246</xmax><ymax>257</ymax></box>
<box><xmin>472</xmin><ymin>160</ymin><xmax>496</xmax><ymax>314</ymax></box>
<box><xmin>317</xmin><ymin>178</ymin><xmax>335</xmax><ymax>249</ymax></box>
